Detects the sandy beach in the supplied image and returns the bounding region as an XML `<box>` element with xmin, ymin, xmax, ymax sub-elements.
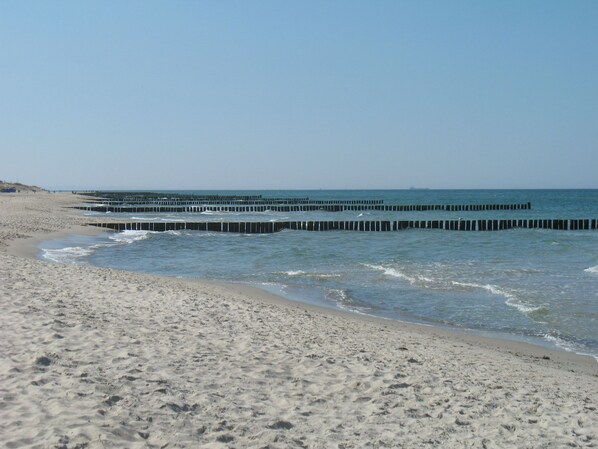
<box><xmin>1</xmin><ymin>193</ymin><xmax>597</xmax><ymax>448</ymax></box>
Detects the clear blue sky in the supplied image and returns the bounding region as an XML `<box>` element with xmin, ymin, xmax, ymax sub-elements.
<box><xmin>1</xmin><ymin>1</ymin><xmax>597</xmax><ymax>190</ymax></box>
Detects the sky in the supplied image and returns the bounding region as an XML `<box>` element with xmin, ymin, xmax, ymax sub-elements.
<box><xmin>1</xmin><ymin>1</ymin><xmax>597</xmax><ymax>190</ymax></box>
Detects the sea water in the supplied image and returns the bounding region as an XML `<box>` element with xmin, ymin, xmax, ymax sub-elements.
<box><xmin>41</xmin><ymin>190</ymin><xmax>598</xmax><ymax>358</ymax></box>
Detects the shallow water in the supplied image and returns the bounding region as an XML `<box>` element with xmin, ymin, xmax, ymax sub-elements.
<box><xmin>42</xmin><ymin>190</ymin><xmax>598</xmax><ymax>358</ymax></box>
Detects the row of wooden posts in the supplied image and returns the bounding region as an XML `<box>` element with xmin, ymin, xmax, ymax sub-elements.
<box><xmin>89</xmin><ymin>198</ymin><xmax>381</xmax><ymax>206</ymax></box>
<box><xmin>77</xmin><ymin>202</ymin><xmax>531</xmax><ymax>214</ymax></box>
<box><xmin>91</xmin><ymin>218</ymin><xmax>597</xmax><ymax>233</ymax></box>
<box><xmin>80</xmin><ymin>193</ymin><xmax>265</xmax><ymax>202</ymax></box>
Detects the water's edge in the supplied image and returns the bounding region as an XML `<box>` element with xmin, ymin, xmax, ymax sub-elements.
<box><xmin>37</xmin><ymin>228</ymin><xmax>598</xmax><ymax>361</ymax></box>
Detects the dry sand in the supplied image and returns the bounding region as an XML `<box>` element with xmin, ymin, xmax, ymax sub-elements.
<box><xmin>1</xmin><ymin>192</ymin><xmax>597</xmax><ymax>448</ymax></box>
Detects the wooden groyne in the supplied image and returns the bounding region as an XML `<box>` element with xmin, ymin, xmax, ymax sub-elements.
<box><xmin>77</xmin><ymin>202</ymin><xmax>531</xmax><ymax>213</ymax></box>
<box><xmin>90</xmin><ymin>218</ymin><xmax>597</xmax><ymax>233</ymax></box>
<box><xmin>77</xmin><ymin>191</ymin><xmax>387</xmax><ymax>205</ymax></box>
<box><xmin>78</xmin><ymin>192</ymin><xmax>265</xmax><ymax>202</ymax></box>
<box><xmin>87</xmin><ymin>198</ymin><xmax>383</xmax><ymax>206</ymax></box>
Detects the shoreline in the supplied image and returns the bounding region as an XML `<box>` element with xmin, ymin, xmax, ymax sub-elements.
<box><xmin>217</xmin><ymin>281</ymin><xmax>598</xmax><ymax>375</ymax></box>
<box><xmin>30</xmin><ymin>230</ymin><xmax>598</xmax><ymax>374</ymax></box>
<box><xmin>31</xmin><ymin>228</ymin><xmax>598</xmax><ymax>373</ymax></box>
<box><xmin>13</xmin><ymin>193</ymin><xmax>598</xmax><ymax>370</ymax></box>
<box><xmin>1</xmin><ymin>192</ymin><xmax>597</xmax><ymax>448</ymax></box>
<box><xmin>6</xmin><ymin>192</ymin><xmax>598</xmax><ymax>371</ymax></box>
<box><xmin>33</xmin><ymin>210</ymin><xmax>598</xmax><ymax>367</ymax></box>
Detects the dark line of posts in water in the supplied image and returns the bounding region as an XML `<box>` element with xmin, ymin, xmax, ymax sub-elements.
<box><xmin>90</xmin><ymin>218</ymin><xmax>597</xmax><ymax>233</ymax></box>
<box><xmin>76</xmin><ymin>202</ymin><xmax>532</xmax><ymax>213</ymax></box>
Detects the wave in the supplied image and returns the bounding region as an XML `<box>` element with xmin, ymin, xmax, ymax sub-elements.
<box><xmin>363</xmin><ymin>264</ymin><xmax>434</xmax><ymax>285</ymax></box>
<box><xmin>325</xmin><ymin>288</ymin><xmax>375</xmax><ymax>316</ymax></box>
<box><xmin>326</xmin><ymin>288</ymin><xmax>350</xmax><ymax>302</ymax></box>
<box><xmin>189</xmin><ymin>231</ymin><xmax>228</xmax><ymax>238</ymax></box>
<box><xmin>451</xmin><ymin>281</ymin><xmax>512</xmax><ymax>298</ymax></box>
<box><xmin>278</xmin><ymin>270</ymin><xmax>342</xmax><ymax>280</ymax></box>
<box><xmin>364</xmin><ymin>263</ymin><xmax>542</xmax><ymax>315</ymax></box>
<box><xmin>584</xmin><ymin>265</ymin><xmax>598</xmax><ymax>274</ymax></box>
<box><xmin>44</xmin><ymin>230</ymin><xmax>154</xmax><ymax>264</ymax></box>
<box><xmin>543</xmin><ymin>333</ymin><xmax>579</xmax><ymax>354</ymax></box>
<box><xmin>109</xmin><ymin>230</ymin><xmax>154</xmax><ymax>244</ymax></box>
<box><xmin>131</xmin><ymin>216</ymin><xmax>161</xmax><ymax>220</ymax></box>
<box><xmin>42</xmin><ymin>246</ymin><xmax>95</xmax><ymax>264</ymax></box>
<box><xmin>451</xmin><ymin>281</ymin><xmax>542</xmax><ymax>314</ymax></box>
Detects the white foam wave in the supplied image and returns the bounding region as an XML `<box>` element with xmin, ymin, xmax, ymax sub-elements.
<box><xmin>505</xmin><ymin>299</ymin><xmax>543</xmax><ymax>314</ymax></box>
<box><xmin>109</xmin><ymin>230</ymin><xmax>154</xmax><ymax>244</ymax></box>
<box><xmin>451</xmin><ymin>281</ymin><xmax>511</xmax><ymax>297</ymax></box>
<box><xmin>584</xmin><ymin>265</ymin><xmax>598</xmax><ymax>274</ymax></box>
<box><xmin>280</xmin><ymin>270</ymin><xmax>342</xmax><ymax>280</ymax></box>
<box><xmin>44</xmin><ymin>229</ymin><xmax>154</xmax><ymax>264</ymax></box>
<box><xmin>451</xmin><ymin>281</ymin><xmax>541</xmax><ymax>314</ymax></box>
<box><xmin>326</xmin><ymin>288</ymin><xmax>350</xmax><ymax>302</ymax></box>
<box><xmin>363</xmin><ymin>264</ymin><xmax>433</xmax><ymax>285</ymax></box>
<box><xmin>543</xmin><ymin>334</ymin><xmax>577</xmax><ymax>353</ymax></box>
<box><xmin>325</xmin><ymin>288</ymin><xmax>382</xmax><ymax>317</ymax></box>
<box><xmin>364</xmin><ymin>264</ymin><xmax>541</xmax><ymax>315</ymax></box>
<box><xmin>335</xmin><ymin>303</ymin><xmax>378</xmax><ymax>317</ymax></box>
<box><xmin>190</xmin><ymin>232</ymin><xmax>222</xmax><ymax>238</ymax></box>
<box><xmin>42</xmin><ymin>246</ymin><xmax>94</xmax><ymax>264</ymax></box>
<box><xmin>131</xmin><ymin>216</ymin><xmax>161</xmax><ymax>220</ymax></box>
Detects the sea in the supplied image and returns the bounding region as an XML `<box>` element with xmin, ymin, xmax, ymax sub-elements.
<box><xmin>40</xmin><ymin>190</ymin><xmax>598</xmax><ymax>359</ymax></box>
